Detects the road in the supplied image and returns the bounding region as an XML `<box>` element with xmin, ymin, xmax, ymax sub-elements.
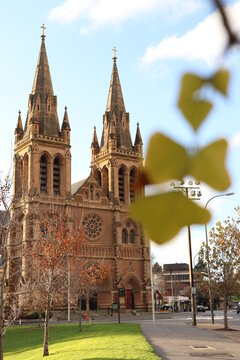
<box><xmin>141</xmin><ymin>310</ymin><xmax>240</xmax><ymax>360</ymax></box>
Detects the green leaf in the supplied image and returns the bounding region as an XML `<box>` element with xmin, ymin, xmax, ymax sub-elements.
<box><xmin>210</xmin><ymin>69</ymin><xmax>230</xmax><ymax>96</ymax></box>
<box><xmin>145</xmin><ymin>133</ymin><xmax>188</xmax><ymax>183</ymax></box>
<box><xmin>131</xmin><ymin>192</ymin><xmax>211</xmax><ymax>244</ymax></box>
<box><xmin>191</xmin><ymin>139</ymin><xmax>230</xmax><ymax>191</ymax></box>
<box><xmin>178</xmin><ymin>73</ymin><xmax>213</xmax><ymax>131</ymax></box>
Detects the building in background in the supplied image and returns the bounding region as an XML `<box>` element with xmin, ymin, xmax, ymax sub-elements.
<box><xmin>153</xmin><ymin>262</ymin><xmax>190</xmax><ymax>311</ymax></box>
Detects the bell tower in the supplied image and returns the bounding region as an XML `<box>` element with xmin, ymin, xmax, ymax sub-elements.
<box><xmin>13</xmin><ymin>27</ymin><xmax>71</xmax><ymax>200</ymax></box>
<box><xmin>91</xmin><ymin>49</ymin><xmax>143</xmax><ymax>205</ymax></box>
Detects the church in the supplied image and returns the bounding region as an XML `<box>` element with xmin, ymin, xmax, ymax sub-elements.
<box><xmin>11</xmin><ymin>30</ymin><xmax>151</xmax><ymax>311</ymax></box>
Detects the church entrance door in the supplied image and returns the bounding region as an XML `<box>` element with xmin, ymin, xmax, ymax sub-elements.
<box><xmin>125</xmin><ymin>289</ymin><xmax>134</xmax><ymax>310</ymax></box>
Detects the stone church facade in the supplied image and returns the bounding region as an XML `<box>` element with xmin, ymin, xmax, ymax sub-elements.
<box><xmin>11</xmin><ymin>32</ymin><xmax>151</xmax><ymax>311</ymax></box>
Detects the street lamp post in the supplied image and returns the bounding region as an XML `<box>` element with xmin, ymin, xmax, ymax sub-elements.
<box><xmin>204</xmin><ymin>192</ymin><xmax>235</xmax><ymax>325</ymax></box>
<box><xmin>149</xmin><ymin>241</ymin><xmax>156</xmax><ymax>323</ymax></box>
<box><xmin>171</xmin><ymin>179</ymin><xmax>202</xmax><ymax>326</ymax></box>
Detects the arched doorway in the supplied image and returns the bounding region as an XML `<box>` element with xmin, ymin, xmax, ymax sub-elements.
<box><xmin>124</xmin><ymin>276</ymin><xmax>141</xmax><ymax>310</ymax></box>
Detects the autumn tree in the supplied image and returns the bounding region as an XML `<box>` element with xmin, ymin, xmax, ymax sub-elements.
<box><xmin>199</xmin><ymin>217</ymin><xmax>240</xmax><ymax>330</ymax></box>
<box><xmin>26</xmin><ymin>208</ymin><xmax>82</xmax><ymax>357</ymax></box>
<box><xmin>70</xmin><ymin>259</ymin><xmax>110</xmax><ymax>332</ymax></box>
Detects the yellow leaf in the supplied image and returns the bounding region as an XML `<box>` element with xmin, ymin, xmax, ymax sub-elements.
<box><xmin>145</xmin><ymin>133</ymin><xmax>188</xmax><ymax>183</ymax></box>
<box><xmin>131</xmin><ymin>192</ymin><xmax>211</xmax><ymax>244</ymax></box>
<box><xmin>191</xmin><ymin>139</ymin><xmax>230</xmax><ymax>191</ymax></box>
<box><xmin>178</xmin><ymin>73</ymin><xmax>213</xmax><ymax>131</ymax></box>
<box><xmin>210</xmin><ymin>69</ymin><xmax>230</xmax><ymax>96</ymax></box>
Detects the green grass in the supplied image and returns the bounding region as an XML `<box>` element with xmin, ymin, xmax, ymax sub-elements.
<box><xmin>4</xmin><ymin>323</ymin><xmax>159</xmax><ymax>359</ymax></box>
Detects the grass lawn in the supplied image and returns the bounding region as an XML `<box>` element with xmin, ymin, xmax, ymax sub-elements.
<box><xmin>4</xmin><ymin>323</ymin><xmax>159</xmax><ymax>359</ymax></box>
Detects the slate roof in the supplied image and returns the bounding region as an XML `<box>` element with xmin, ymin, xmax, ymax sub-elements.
<box><xmin>71</xmin><ymin>179</ymin><xmax>87</xmax><ymax>196</ymax></box>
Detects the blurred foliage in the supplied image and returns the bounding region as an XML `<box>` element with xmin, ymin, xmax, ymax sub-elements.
<box><xmin>131</xmin><ymin>68</ymin><xmax>230</xmax><ymax>244</ymax></box>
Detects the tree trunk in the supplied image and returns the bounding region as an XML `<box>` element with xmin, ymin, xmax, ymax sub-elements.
<box><xmin>78</xmin><ymin>296</ymin><xmax>82</xmax><ymax>332</ymax></box>
<box><xmin>0</xmin><ymin>272</ymin><xmax>5</xmax><ymax>360</ymax></box>
<box><xmin>43</xmin><ymin>296</ymin><xmax>51</xmax><ymax>356</ymax></box>
<box><xmin>223</xmin><ymin>293</ymin><xmax>228</xmax><ymax>330</ymax></box>
<box><xmin>0</xmin><ymin>305</ymin><xmax>3</xmax><ymax>360</ymax></box>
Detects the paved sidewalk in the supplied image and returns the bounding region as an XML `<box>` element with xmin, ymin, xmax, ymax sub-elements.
<box><xmin>141</xmin><ymin>320</ymin><xmax>240</xmax><ymax>359</ymax></box>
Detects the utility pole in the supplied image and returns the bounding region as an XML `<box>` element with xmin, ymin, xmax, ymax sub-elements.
<box><xmin>171</xmin><ymin>179</ymin><xmax>202</xmax><ymax>326</ymax></box>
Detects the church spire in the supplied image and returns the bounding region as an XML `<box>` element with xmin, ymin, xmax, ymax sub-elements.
<box><xmin>24</xmin><ymin>26</ymin><xmax>60</xmax><ymax>137</ymax></box>
<box><xmin>106</xmin><ymin>48</ymin><xmax>125</xmax><ymax>113</ymax></box>
<box><xmin>32</xmin><ymin>25</ymin><xmax>54</xmax><ymax>97</ymax></box>
<box><xmin>100</xmin><ymin>49</ymin><xmax>132</xmax><ymax>151</ymax></box>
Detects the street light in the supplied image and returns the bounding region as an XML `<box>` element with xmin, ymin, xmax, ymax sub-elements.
<box><xmin>149</xmin><ymin>241</ymin><xmax>155</xmax><ymax>323</ymax></box>
<box><xmin>171</xmin><ymin>178</ymin><xmax>201</xmax><ymax>326</ymax></box>
<box><xmin>204</xmin><ymin>192</ymin><xmax>235</xmax><ymax>325</ymax></box>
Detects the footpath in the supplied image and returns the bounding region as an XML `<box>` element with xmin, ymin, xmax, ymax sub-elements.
<box><xmin>141</xmin><ymin>319</ymin><xmax>240</xmax><ymax>360</ymax></box>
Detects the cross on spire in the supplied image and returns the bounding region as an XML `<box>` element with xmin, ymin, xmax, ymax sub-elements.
<box><xmin>112</xmin><ymin>46</ymin><xmax>117</xmax><ymax>59</ymax></box>
<box><xmin>41</xmin><ymin>24</ymin><xmax>46</xmax><ymax>38</ymax></box>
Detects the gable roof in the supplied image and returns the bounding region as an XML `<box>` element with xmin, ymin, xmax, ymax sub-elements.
<box><xmin>71</xmin><ymin>178</ymin><xmax>87</xmax><ymax>196</ymax></box>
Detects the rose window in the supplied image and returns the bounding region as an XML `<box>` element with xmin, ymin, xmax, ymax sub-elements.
<box><xmin>82</xmin><ymin>213</ymin><xmax>103</xmax><ymax>241</ymax></box>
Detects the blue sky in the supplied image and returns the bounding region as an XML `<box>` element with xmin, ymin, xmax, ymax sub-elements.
<box><xmin>1</xmin><ymin>0</ymin><xmax>240</xmax><ymax>265</ymax></box>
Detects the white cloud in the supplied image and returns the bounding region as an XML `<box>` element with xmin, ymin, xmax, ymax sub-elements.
<box><xmin>141</xmin><ymin>1</ymin><xmax>240</xmax><ymax>66</ymax></box>
<box><xmin>229</xmin><ymin>132</ymin><xmax>240</xmax><ymax>149</ymax></box>
<box><xmin>48</xmin><ymin>0</ymin><xmax>201</xmax><ymax>32</ymax></box>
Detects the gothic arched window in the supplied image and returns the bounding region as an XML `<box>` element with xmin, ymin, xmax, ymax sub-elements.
<box><xmin>53</xmin><ymin>157</ymin><xmax>60</xmax><ymax>195</ymax></box>
<box><xmin>118</xmin><ymin>167</ymin><xmax>125</xmax><ymax>203</ymax></box>
<box><xmin>40</xmin><ymin>155</ymin><xmax>47</xmax><ymax>193</ymax></box>
<box><xmin>129</xmin><ymin>230</ymin><xmax>135</xmax><ymax>244</ymax></box>
<box><xmin>102</xmin><ymin>166</ymin><xmax>109</xmax><ymax>197</ymax></box>
<box><xmin>94</xmin><ymin>169</ymin><xmax>102</xmax><ymax>187</ymax></box>
<box><xmin>23</xmin><ymin>155</ymin><xmax>29</xmax><ymax>193</ymax></box>
<box><xmin>122</xmin><ymin>229</ymin><xmax>127</xmax><ymax>244</ymax></box>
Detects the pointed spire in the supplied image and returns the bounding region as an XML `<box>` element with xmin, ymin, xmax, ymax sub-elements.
<box><xmin>15</xmin><ymin>110</ymin><xmax>23</xmax><ymax>137</ymax></box>
<box><xmin>106</xmin><ymin>48</ymin><xmax>125</xmax><ymax>113</ymax></box>
<box><xmin>91</xmin><ymin>126</ymin><xmax>99</xmax><ymax>149</ymax></box>
<box><xmin>32</xmin><ymin>27</ymin><xmax>54</xmax><ymax>96</ymax></box>
<box><xmin>134</xmin><ymin>123</ymin><xmax>143</xmax><ymax>146</ymax></box>
<box><xmin>24</xmin><ymin>29</ymin><xmax>60</xmax><ymax>137</ymax></box>
<box><xmin>61</xmin><ymin>106</ymin><xmax>71</xmax><ymax>131</ymax></box>
<box><xmin>100</xmin><ymin>49</ymin><xmax>133</xmax><ymax>151</ymax></box>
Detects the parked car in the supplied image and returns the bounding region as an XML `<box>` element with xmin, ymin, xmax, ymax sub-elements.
<box><xmin>197</xmin><ymin>305</ymin><xmax>205</xmax><ymax>312</ymax></box>
<box><xmin>162</xmin><ymin>303</ymin><xmax>171</xmax><ymax>310</ymax></box>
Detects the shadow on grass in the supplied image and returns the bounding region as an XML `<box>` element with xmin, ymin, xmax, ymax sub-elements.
<box><xmin>4</xmin><ymin>323</ymin><xmax>141</xmax><ymax>355</ymax></box>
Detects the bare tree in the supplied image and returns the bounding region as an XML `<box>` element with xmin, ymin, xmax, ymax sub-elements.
<box><xmin>25</xmin><ymin>208</ymin><xmax>82</xmax><ymax>357</ymax></box>
<box><xmin>70</xmin><ymin>258</ymin><xmax>110</xmax><ymax>332</ymax></box>
<box><xmin>199</xmin><ymin>217</ymin><xmax>240</xmax><ymax>330</ymax></box>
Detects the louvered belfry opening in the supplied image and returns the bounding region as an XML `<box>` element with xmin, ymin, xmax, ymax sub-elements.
<box><xmin>118</xmin><ymin>167</ymin><xmax>125</xmax><ymax>203</ymax></box>
<box><xmin>130</xmin><ymin>169</ymin><xmax>136</xmax><ymax>202</ymax></box>
<box><xmin>122</xmin><ymin>229</ymin><xmax>127</xmax><ymax>244</ymax></box>
<box><xmin>40</xmin><ymin>155</ymin><xmax>47</xmax><ymax>193</ymax></box>
<box><xmin>130</xmin><ymin>229</ymin><xmax>135</xmax><ymax>244</ymax></box>
<box><xmin>53</xmin><ymin>157</ymin><xmax>61</xmax><ymax>195</ymax></box>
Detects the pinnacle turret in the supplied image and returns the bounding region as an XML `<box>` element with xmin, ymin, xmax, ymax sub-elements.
<box><xmin>15</xmin><ymin>110</ymin><xmax>23</xmax><ymax>140</ymax></box>
<box><xmin>61</xmin><ymin>106</ymin><xmax>70</xmax><ymax>131</ymax></box>
<box><xmin>91</xmin><ymin>126</ymin><xmax>99</xmax><ymax>148</ymax></box>
<box><xmin>134</xmin><ymin>123</ymin><xmax>143</xmax><ymax>146</ymax></box>
<box><xmin>134</xmin><ymin>123</ymin><xmax>143</xmax><ymax>153</ymax></box>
